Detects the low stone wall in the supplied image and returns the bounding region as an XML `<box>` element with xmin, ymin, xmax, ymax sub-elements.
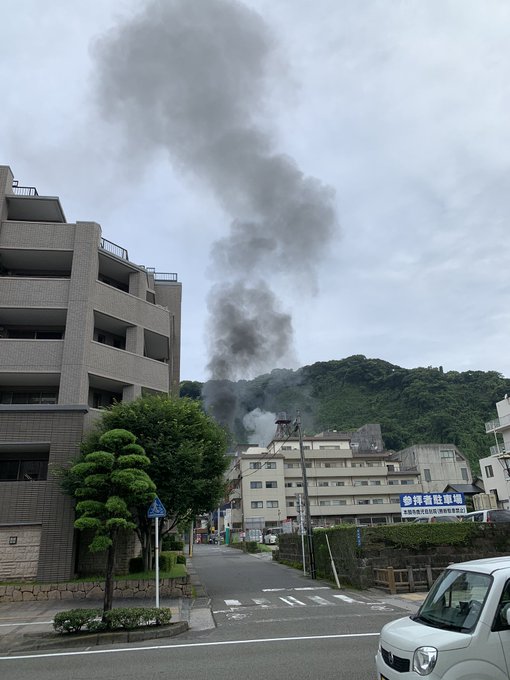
<box><xmin>0</xmin><ymin>576</ymin><xmax>191</xmax><ymax>603</ymax></box>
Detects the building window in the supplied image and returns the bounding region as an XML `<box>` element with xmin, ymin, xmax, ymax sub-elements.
<box><xmin>319</xmin><ymin>500</ymin><xmax>331</xmax><ymax>506</ymax></box>
<box><xmin>357</xmin><ymin>499</ymin><xmax>370</xmax><ymax>505</ymax></box>
<box><xmin>461</xmin><ymin>467</ymin><xmax>468</xmax><ymax>481</ymax></box>
<box><xmin>331</xmin><ymin>499</ymin><xmax>347</xmax><ymax>506</ymax></box>
<box><xmin>424</xmin><ymin>468</ymin><xmax>432</xmax><ymax>482</ymax></box>
<box><xmin>390</xmin><ymin>497</ymin><xmax>400</xmax><ymax>503</ymax></box>
<box><xmin>250</xmin><ymin>481</ymin><xmax>262</xmax><ymax>489</ymax></box>
<box><xmin>319</xmin><ymin>445</ymin><xmax>340</xmax><ymax>450</ymax></box>
<box><xmin>387</xmin><ymin>465</ymin><xmax>395</xmax><ymax>472</ymax></box>
<box><xmin>388</xmin><ymin>480</ymin><xmax>398</xmax><ymax>486</ymax></box>
<box><xmin>353</xmin><ymin>480</ymin><xmax>369</xmax><ymax>486</ymax></box>
<box><xmin>266</xmin><ymin>501</ymin><xmax>279</xmax><ymax>508</ymax></box>
<box><xmin>0</xmin><ymin>457</ymin><xmax>49</xmax><ymax>482</ymax></box>
<box><xmin>1</xmin><ymin>390</ymin><xmax>58</xmax><ymax>405</ymax></box>
<box><xmin>284</xmin><ymin>463</ymin><xmax>300</xmax><ymax>469</ymax></box>
<box><xmin>351</xmin><ymin>462</ymin><xmax>365</xmax><ymax>468</ymax></box>
<box><xmin>318</xmin><ymin>481</ymin><xmax>329</xmax><ymax>487</ymax></box>
<box><xmin>249</xmin><ymin>462</ymin><xmax>261</xmax><ymax>470</ymax></box>
<box><xmin>440</xmin><ymin>449</ymin><xmax>455</xmax><ymax>460</ymax></box>
<box><xmin>266</xmin><ymin>481</ymin><xmax>277</xmax><ymax>489</ymax></box>
<box><xmin>485</xmin><ymin>465</ymin><xmax>494</xmax><ymax>478</ymax></box>
<box><xmin>370</xmin><ymin>480</ymin><xmax>381</xmax><ymax>486</ymax></box>
<box><xmin>331</xmin><ymin>481</ymin><xmax>345</xmax><ymax>487</ymax></box>
<box><xmin>251</xmin><ymin>501</ymin><xmax>263</xmax><ymax>509</ymax></box>
<box><xmin>400</xmin><ymin>479</ymin><xmax>414</xmax><ymax>485</ymax></box>
<box><xmin>266</xmin><ymin>462</ymin><xmax>277</xmax><ymax>469</ymax></box>
<box><xmin>287</xmin><ymin>501</ymin><xmax>295</xmax><ymax>507</ymax></box>
<box><xmin>372</xmin><ymin>498</ymin><xmax>383</xmax><ymax>504</ymax></box>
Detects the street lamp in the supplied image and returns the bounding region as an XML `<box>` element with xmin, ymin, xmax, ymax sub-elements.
<box><xmin>294</xmin><ymin>411</ymin><xmax>316</xmax><ymax>579</ymax></box>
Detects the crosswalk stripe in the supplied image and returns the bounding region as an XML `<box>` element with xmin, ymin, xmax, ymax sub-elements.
<box><xmin>307</xmin><ymin>596</ymin><xmax>330</xmax><ymax>605</ymax></box>
<box><xmin>225</xmin><ymin>599</ymin><xmax>242</xmax><ymax>606</ymax></box>
<box><xmin>280</xmin><ymin>596</ymin><xmax>306</xmax><ymax>606</ymax></box>
<box><xmin>252</xmin><ymin>598</ymin><xmax>271</xmax><ymax>605</ymax></box>
<box><xmin>333</xmin><ymin>594</ymin><xmax>363</xmax><ymax>604</ymax></box>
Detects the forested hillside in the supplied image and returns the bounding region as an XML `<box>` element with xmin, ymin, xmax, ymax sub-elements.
<box><xmin>181</xmin><ymin>355</ymin><xmax>510</xmax><ymax>473</ymax></box>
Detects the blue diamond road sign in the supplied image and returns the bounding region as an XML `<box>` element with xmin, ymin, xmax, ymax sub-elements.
<box><xmin>148</xmin><ymin>497</ymin><xmax>167</xmax><ymax>519</ymax></box>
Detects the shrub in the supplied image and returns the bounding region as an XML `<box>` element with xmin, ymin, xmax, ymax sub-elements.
<box><xmin>159</xmin><ymin>551</ymin><xmax>177</xmax><ymax>571</ymax></box>
<box><xmin>245</xmin><ymin>541</ymin><xmax>258</xmax><ymax>553</ymax></box>
<box><xmin>176</xmin><ymin>554</ymin><xmax>186</xmax><ymax>564</ymax></box>
<box><xmin>53</xmin><ymin>608</ymin><xmax>102</xmax><ymax>633</ymax></box>
<box><xmin>162</xmin><ymin>535</ymin><xmax>184</xmax><ymax>551</ymax></box>
<box><xmin>53</xmin><ymin>607</ymin><xmax>172</xmax><ymax>634</ymax></box>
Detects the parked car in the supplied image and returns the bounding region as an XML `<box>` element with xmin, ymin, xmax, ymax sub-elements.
<box><xmin>264</xmin><ymin>531</ymin><xmax>278</xmax><ymax>545</ymax></box>
<box><xmin>245</xmin><ymin>529</ymin><xmax>263</xmax><ymax>543</ymax></box>
<box><xmin>376</xmin><ymin>555</ymin><xmax>510</xmax><ymax>679</ymax></box>
<box><xmin>462</xmin><ymin>509</ymin><xmax>510</xmax><ymax>523</ymax></box>
<box><xmin>412</xmin><ymin>515</ymin><xmax>461</xmax><ymax>523</ymax></box>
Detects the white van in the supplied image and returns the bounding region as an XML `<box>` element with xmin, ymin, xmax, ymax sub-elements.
<box><xmin>376</xmin><ymin>556</ymin><xmax>510</xmax><ymax>679</ymax></box>
<box><xmin>462</xmin><ymin>509</ymin><xmax>510</xmax><ymax>523</ymax></box>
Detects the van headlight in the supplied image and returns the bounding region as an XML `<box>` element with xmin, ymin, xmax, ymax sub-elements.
<box><xmin>412</xmin><ymin>646</ymin><xmax>437</xmax><ymax>675</ymax></box>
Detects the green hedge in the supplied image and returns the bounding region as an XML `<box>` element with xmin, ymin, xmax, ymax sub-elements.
<box><xmin>53</xmin><ymin>607</ymin><xmax>172</xmax><ymax>634</ymax></box>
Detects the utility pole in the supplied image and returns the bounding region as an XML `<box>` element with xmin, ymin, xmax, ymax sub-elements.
<box><xmin>294</xmin><ymin>411</ymin><xmax>316</xmax><ymax>579</ymax></box>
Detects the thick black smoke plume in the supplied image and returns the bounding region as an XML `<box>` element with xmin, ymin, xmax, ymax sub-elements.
<box><xmin>93</xmin><ymin>0</ymin><xmax>338</xmax><ymax>428</ymax></box>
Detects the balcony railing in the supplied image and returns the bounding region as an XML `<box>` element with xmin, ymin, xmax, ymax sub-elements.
<box><xmin>144</xmin><ymin>268</ymin><xmax>178</xmax><ymax>282</ymax></box>
<box><xmin>99</xmin><ymin>238</ymin><xmax>129</xmax><ymax>261</ymax></box>
<box><xmin>490</xmin><ymin>444</ymin><xmax>507</xmax><ymax>456</ymax></box>
<box><xmin>485</xmin><ymin>413</ymin><xmax>510</xmax><ymax>432</ymax></box>
<box><xmin>12</xmin><ymin>180</ymin><xmax>38</xmax><ymax>196</ymax></box>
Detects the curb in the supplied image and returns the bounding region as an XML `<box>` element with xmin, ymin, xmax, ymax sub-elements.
<box><xmin>0</xmin><ymin>621</ymin><xmax>189</xmax><ymax>654</ymax></box>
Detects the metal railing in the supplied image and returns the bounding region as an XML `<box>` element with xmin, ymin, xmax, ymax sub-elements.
<box><xmin>490</xmin><ymin>444</ymin><xmax>507</xmax><ymax>456</ymax></box>
<box><xmin>485</xmin><ymin>413</ymin><xmax>510</xmax><ymax>433</ymax></box>
<box><xmin>12</xmin><ymin>180</ymin><xmax>38</xmax><ymax>197</ymax></box>
<box><xmin>153</xmin><ymin>272</ymin><xmax>178</xmax><ymax>281</ymax></box>
<box><xmin>99</xmin><ymin>238</ymin><xmax>129</xmax><ymax>261</ymax></box>
<box><xmin>144</xmin><ymin>268</ymin><xmax>178</xmax><ymax>281</ymax></box>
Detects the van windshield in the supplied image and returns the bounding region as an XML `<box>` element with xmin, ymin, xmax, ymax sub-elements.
<box><xmin>414</xmin><ymin>569</ymin><xmax>492</xmax><ymax>632</ymax></box>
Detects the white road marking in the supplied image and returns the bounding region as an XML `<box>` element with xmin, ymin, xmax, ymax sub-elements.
<box><xmin>262</xmin><ymin>588</ymin><xmax>286</xmax><ymax>592</ymax></box>
<box><xmin>0</xmin><ymin>632</ymin><xmax>381</xmax><ymax>661</ymax></box>
<box><xmin>224</xmin><ymin>599</ymin><xmax>242</xmax><ymax>606</ymax></box>
<box><xmin>0</xmin><ymin>621</ymin><xmax>53</xmax><ymax>627</ymax></box>
<box><xmin>279</xmin><ymin>596</ymin><xmax>306</xmax><ymax>606</ymax></box>
<box><xmin>293</xmin><ymin>587</ymin><xmax>331</xmax><ymax>591</ymax></box>
<box><xmin>307</xmin><ymin>596</ymin><xmax>330</xmax><ymax>605</ymax></box>
<box><xmin>252</xmin><ymin>598</ymin><xmax>271</xmax><ymax>605</ymax></box>
<box><xmin>334</xmin><ymin>594</ymin><xmax>364</xmax><ymax>604</ymax></box>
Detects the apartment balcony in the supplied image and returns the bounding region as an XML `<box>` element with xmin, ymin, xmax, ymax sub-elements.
<box><xmin>94</xmin><ymin>281</ymin><xmax>171</xmax><ymax>336</ymax></box>
<box><xmin>0</xmin><ymin>278</ymin><xmax>70</xmax><ymax>307</ymax></box>
<box><xmin>0</xmin><ymin>222</ymin><xmax>74</xmax><ymax>251</ymax></box>
<box><xmin>490</xmin><ymin>444</ymin><xmax>507</xmax><ymax>456</ymax></box>
<box><xmin>485</xmin><ymin>414</ymin><xmax>510</xmax><ymax>433</ymax></box>
<box><xmin>89</xmin><ymin>342</ymin><xmax>169</xmax><ymax>392</ymax></box>
<box><xmin>0</xmin><ymin>339</ymin><xmax>64</xmax><ymax>376</ymax></box>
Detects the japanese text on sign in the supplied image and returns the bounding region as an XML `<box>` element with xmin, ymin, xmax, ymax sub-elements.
<box><xmin>399</xmin><ymin>492</ymin><xmax>467</xmax><ymax>518</ymax></box>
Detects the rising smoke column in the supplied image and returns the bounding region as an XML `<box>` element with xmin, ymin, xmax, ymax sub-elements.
<box><xmin>93</xmin><ymin>0</ymin><xmax>338</xmax><ymax>427</ymax></box>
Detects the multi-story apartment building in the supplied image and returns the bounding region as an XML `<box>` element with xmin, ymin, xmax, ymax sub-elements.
<box><xmin>483</xmin><ymin>395</ymin><xmax>510</xmax><ymax>508</ymax></box>
<box><xmin>228</xmin><ymin>425</ymin><xmax>424</xmax><ymax>530</ymax></box>
<box><xmin>0</xmin><ymin>165</ymin><xmax>182</xmax><ymax>581</ymax></box>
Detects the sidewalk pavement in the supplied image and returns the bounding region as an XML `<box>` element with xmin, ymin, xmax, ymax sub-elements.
<box><xmin>0</xmin><ymin>556</ymin><xmax>214</xmax><ymax>656</ymax></box>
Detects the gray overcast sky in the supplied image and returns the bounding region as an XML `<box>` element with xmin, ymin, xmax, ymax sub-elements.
<box><xmin>2</xmin><ymin>0</ymin><xmax>510</xmax><ymax>382</ymax></box>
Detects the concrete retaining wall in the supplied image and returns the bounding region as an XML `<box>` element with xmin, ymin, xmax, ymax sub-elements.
<box><xmin>0</xmin><ymin>576</ymin><xmax>191</xmax><ymax>603</ymax></box>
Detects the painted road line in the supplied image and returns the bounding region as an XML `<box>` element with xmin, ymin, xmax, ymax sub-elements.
<box><xmin>333</xmin><ymin>594</ymin><xmax>365</xmax><ymax>604</ymax></box>
<box><xmin>0</xmin><ymin>632</ymin><xmax>381</xmax><ymax>661</ymax></box>
<box><xmin>252</xmin><ymin>598</ymin><xmax>271</xmax><ymax>605</ymax></box>
<box><xmin>279</xmin><ymin>596</ymin><xmax>306</xmax><ymax>606</ymax></box>
<box><xmin>224</xmin><ymin>600</ymin><xmax>242</xmax><ymax>606</ymax></box>
<box><xmin>307</xmin><ymin>596</ymin><xmax>331</xmax><ymax>605</ymax></box>
<box><xmin>293</xmin><ymin>587</ymin><xmax>331</xmax><ymax>591</ymax></box>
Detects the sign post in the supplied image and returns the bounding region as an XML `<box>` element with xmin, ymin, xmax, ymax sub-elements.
<box><xmin>147</xmin><ymin>496</ymin><xmax>167</xmax><ymax>608</ymax></box>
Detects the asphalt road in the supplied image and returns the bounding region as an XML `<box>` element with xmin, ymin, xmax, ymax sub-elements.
<box><xmin>1</xmin><ymin>543</ymin><xmax>412</xmax><ymax>679</ymax></box>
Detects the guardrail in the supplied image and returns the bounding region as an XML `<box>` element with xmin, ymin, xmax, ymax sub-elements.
<box><xmin>12</xmin><ymin>180</ymin><xmax>38</xmax><ymax>197</ymax></box>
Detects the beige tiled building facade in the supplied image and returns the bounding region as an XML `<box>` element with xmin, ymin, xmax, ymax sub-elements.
<box><xmin>0</xmin><ymin>165</ymin><xmax>181</xmax><ymax>581</ymax></box>
<box><xmin>228</xmin><ymin>425</ymin><xmax>473</xmax><ymax>530</ymax></box>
